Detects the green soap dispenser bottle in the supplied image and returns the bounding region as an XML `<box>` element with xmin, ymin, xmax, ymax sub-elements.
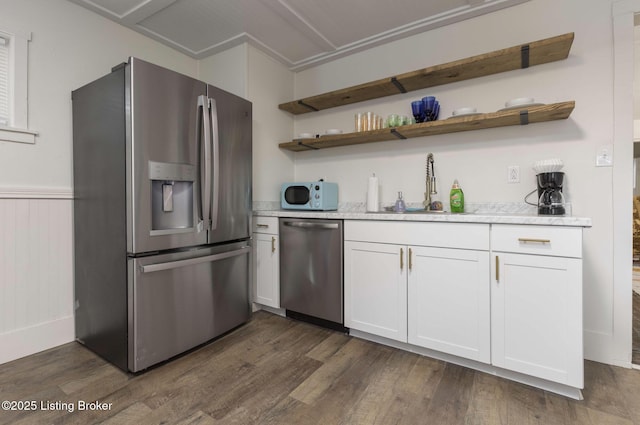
<box><xmin>450</xmin><ymin>179</ymin><xmax>464</xmax><ymax>213</ymax></box>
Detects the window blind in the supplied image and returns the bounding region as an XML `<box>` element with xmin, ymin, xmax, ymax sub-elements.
<box><xmin>0</xmin><ymin>35</ymin><xmax>9</xmax><ymax>126</ymax></box>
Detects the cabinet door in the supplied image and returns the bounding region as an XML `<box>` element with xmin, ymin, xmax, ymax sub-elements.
<box><xmin>492</xmin><ymin>253</ymin><xmax>583</xmax><ymax>388</ymax></box>
<box><xmin>345</xmin><ymin>241</ymin><xmax>407</xmax><ymax>342</ymax></box>
<box><xmin>408</xmin><ymin>247</ymin><xmax>490</xmax><ymax>363</ymax></box>
<box><xmin>253</xmin><ymin>233</ymin><xmax>279</xmax><ymax>308</ymax></box>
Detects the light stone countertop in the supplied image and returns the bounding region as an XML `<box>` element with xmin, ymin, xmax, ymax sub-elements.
<box><xmin>253</xmin><ymin>202</ymin><xmax>592</xmax><ymax>227</ymax></box>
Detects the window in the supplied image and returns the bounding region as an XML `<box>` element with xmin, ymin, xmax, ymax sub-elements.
<box><xmin>0</xmin><ymin>27</ymin><xmax>37</xmax><ymax>144</ymax></box>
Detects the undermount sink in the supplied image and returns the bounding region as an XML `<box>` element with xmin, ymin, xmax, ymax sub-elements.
<box><xmin>367</xmin><ymin>209</ymin><xmax>469</xmax><ymax>215</ymax></box>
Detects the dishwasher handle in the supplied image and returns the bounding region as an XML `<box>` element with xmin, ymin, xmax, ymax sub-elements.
<box><xmin>140</xmin><ymin>246</ymin><xmax>250</xmax><ymax>273</ymax></box>
<box><xmin>282</xmin><ymin>221</ymin><xmax>340</xmax><ymax>230</ymax></box>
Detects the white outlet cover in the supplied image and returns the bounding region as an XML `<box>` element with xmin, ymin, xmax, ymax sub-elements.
<box><xmin>507</xmin><ymin>165</ymin><xmax>520</xmax><ymax>183</ymax></box>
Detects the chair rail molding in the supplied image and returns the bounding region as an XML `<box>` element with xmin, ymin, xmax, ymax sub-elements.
<box><xmin>0</xmin><ymin>186</ymin><xmax>73</xmax><ymax>199</ymax></box>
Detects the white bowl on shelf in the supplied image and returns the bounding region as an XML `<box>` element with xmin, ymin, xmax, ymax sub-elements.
<box><xmin>452</xmin><ymin>107</ymin><xmax>477</xmax><ymax>116</ymax></box>
<box><xmin>505</xmin><ymin>97</ymin><xmax>535</xmax><ymax>108</ymax></box>
<box><xmin>325</xmin><ymin>129</ymin><xmax>342</xmax><ymax>135</ymax></box>
<box><xmin>298</xmin><ymin>132</ymin><xmax>313</xmax><ymax>139</ymax></box>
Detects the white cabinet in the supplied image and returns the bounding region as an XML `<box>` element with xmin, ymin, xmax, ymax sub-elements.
<box><xmin>408</xmin><ymin>246</ymin><xmax>490</xmax><ymax>363</ymax></box>
<box><xmin>252</xmin><ymin>216</ymin><xmax>280</xmax><ymax>308</ymax></box>
<box><xmin>491</xmin><ymin>225</ymin><xmax>583</xmax><ymax>388</ymax></box>
<box><xmin>344</xmin><ymin>241</ymin><xmax>407</xmax><ymax>342</ymax></box>
<box><xmin>344</xmin><ymin>221</ymin><xmax>490</xmax><ymax>362</ymax></box>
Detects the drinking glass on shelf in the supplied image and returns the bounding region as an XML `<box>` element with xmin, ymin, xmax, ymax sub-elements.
<box><xmin>355</xmin><ymin>113</ymin><xmax>364</xmax><ymax>132</ymax></box>
<box><xmin>411</xmin><ymin>101</ymin><xmax>424</xmax><ymax>123</ymax></box>
<box><xmin>422</xmin><ymin>96</ymin><xmax>436</xmax><ymax>121</ymax></box>
<box><xmin>431</xmin><ymin>102</ymin><xmax>440</xmax><ymax>121</ymax></box>
<box><xmin>366</xmin><ymin>112</ymin><xmax>374</xmax><ymax>131</ymax></box>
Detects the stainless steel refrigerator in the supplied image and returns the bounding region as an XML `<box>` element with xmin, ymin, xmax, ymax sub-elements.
<box><xmin>72</xmin><ymin>57</ymin><xmax>252</xmax><ymax>372</ymax></box>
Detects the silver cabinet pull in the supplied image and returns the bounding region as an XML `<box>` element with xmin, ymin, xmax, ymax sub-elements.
<box><xmin>140</xmin><ymin>246</ymin><xmax>250</xmax><ymax>273</ymax></box>
<box><xmin>518</xmin><ymin>238</ymin><xmax>551</xmax><ymax>244</ymax></box>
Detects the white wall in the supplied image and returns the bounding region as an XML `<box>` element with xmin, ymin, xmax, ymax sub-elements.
<box><xmin>198</xmin><ymin>44</ymin><xmax>248</xmax><ymax>99</ymax></box>
<box><xmin>0</xmin><ymin>0</ymin><xmax>198</xmax><ymax>364</ymax></box>
<box><xmin>0</xmin><ymin>198</ymin><xmax>73</xmax><ymax>364</ymax></box>
<box><xmin>290</xmin><ymin>0</ymin><xmax>623</xmax><ymax>364</ymax></box>
<box><xmin>246</xmin><ymin>45</ymin><xmax>295</xmax><ymax>202</ymax></box>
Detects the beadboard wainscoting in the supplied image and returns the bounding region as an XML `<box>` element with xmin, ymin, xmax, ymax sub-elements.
<box><xmin>0</xmin><ymin>188</ymin><xmax>74</xmax><ymax>364</ymax></box>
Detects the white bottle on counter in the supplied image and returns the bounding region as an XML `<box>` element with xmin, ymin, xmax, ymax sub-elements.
<box><xmin>367</xmin><ymin>174</ymin><xmax>379</xmax><ymax>212</ymax></box>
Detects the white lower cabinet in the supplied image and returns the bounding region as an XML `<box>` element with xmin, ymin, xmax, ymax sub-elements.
<box><xmin>344</xmin><ymin>221</ymin><xmax>490</xmax><ymax>362</ymax></box>
<box><xmin>252</xmin><ymin>217</ymin><xmax>280</xmax><ymax>308</ymax></box>
<box><xmin>408</xmin><ymin>246</ymin><xmax>491</xmax><ymax>363</ymax></box>
<box><xmin>344</xmin><ymin>241</ymin><xmax>407</xmax><ymax>342</ymax></box>
<box><xmin>491</xmin><ymin>225</ymin><xmax>583</xmax><ymax>388</ymax></box>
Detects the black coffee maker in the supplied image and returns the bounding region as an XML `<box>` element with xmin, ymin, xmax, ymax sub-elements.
<box><xmin>537</xmin><ymin>172</ymin><xmax>565</xmax><ymax>215</ymax></box>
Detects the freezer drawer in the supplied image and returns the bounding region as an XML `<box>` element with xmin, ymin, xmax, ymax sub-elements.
<box><xmin>128</xmin><ymin>242</ymin><xmax>250</xmax><ymax>372</ymax></box>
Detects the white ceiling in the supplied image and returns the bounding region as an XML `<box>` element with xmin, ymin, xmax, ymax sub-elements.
<box><xmin>69</xmin><ymin>0</ymin><xmax>530</xmax><ymax>71</ymax></box>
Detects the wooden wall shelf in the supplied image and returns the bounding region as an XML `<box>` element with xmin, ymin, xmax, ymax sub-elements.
<box><xmin>279</xmin><ymin>102</ymin><xmax>575</xmax><ymax>152</ymax></box>
<box><xmin>279</xmin><ymin>33</ymin><xmax>574</xmax><ymax>115</ymax></box>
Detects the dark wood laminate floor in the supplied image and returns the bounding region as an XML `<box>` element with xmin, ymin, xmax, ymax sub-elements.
<box><xmin>2</xmin><ymin>311</ymin><xmax>640</xmax><ymax>425</ymax></box>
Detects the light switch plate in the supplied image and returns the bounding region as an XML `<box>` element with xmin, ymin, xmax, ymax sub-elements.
<box><xmin>596</xmin><ymin>145</ymin><xmax>613</xmax><ymax>167</ymax></box>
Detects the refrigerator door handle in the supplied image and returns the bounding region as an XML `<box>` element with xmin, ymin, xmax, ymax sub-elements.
<box><xmin>140</xmin><ymin>246</ymin><xmax>250</xmax><ymax>273</ymax></box>
<box><xmin>198</xmin><ymin>95</ymin><xmax>212</xmax><ymax>230</ymax></box>
<box><xmin>209</xmin><ymin>97</ymin><xmax>220</xmax><ymax>231</ymax></box>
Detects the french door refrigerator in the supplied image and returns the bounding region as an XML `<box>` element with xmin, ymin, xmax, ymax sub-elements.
<box><xmin>72</xmin><ymin>57</ymin><xmax>252</xmax><ymax>372</ymax></box>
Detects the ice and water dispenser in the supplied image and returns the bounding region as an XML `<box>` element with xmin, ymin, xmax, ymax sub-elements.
<box><xmin>149</xmin><ymin>161</ymin><xmax>195</xmax><ymax>233</ymax></box>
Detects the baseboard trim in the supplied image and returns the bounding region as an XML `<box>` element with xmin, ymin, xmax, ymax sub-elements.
<box><xmin>0</xmin><ymin>187</ymin><xmax>73</xmax><ymax>199</ymax></box>
<box><xmin>252</xmin><ymin>303</ymin><xmax>286</xmax><ymax>317</ymax></box>
<box><xmin>0</xmin><ymin>316</ymin><xmax>75</xmax><ymax>364</ymax></box>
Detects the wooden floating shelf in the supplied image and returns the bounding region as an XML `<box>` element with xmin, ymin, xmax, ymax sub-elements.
<box><xmin>279</xmin><ymin>101</ymin><xmax>575</xmax><ymax>152</ymax></box>
<box><xmin>279</xmin><ymin>33</ymin><xmax>574</xmax><ymax>115</ymax></box>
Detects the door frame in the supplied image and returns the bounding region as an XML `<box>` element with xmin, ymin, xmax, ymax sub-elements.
<box><xmin>612</xmin><ymin>0</ymin><xmax>638</xmax><ymax>366</ymax></box>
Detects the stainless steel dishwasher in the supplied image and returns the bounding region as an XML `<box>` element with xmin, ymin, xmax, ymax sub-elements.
<box><xmin>279</xmin><ymin>218</ymin><xmax>344</xmax><ymax>329</ymax></box>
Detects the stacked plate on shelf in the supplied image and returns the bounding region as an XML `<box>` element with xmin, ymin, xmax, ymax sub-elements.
<box><xmin>499</xmin><ymin>97</ymin><xmax>544</xmax><ymax>111</ymax></box>
<box><xmin>449</xmin><ymin>107</ymin><xmax>480</xmax><ymax>118</ymax></box>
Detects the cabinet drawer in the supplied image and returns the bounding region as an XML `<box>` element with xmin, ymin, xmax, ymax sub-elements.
<box><xmin>491</xmin><ymin>225</ymin><xmax>582</xmax><ymax>258</ymax></box>
<box><xmin>345</xmin><ymin>220</ymin><xmax>489</xmax><ymax>250</ymax></box>
<box><xmin>252</xmin><ymin>216</ymin><xmax>279</xmax><ymax>235</ymax></box>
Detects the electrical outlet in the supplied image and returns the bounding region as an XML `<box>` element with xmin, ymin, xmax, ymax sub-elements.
<box><xmin>507</xmin><ymin>165</ymin><xmax>520</xmax><ymax>183</ymax></box>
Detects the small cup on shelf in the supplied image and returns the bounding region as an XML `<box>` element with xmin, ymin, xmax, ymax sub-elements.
<box><xmin>411</xmin><ymin>100</ymin><xmax>424</xmax><ymax>123</ymax></box>
<box><xmin>355</xmin><ymin>113</ymin><xmax>364</xmax><ymax>132</ymax></box>
<box><xmin>386</xmin><ymin>114</ymin><xmax>400</xmax><ymax>128</ymax></box>
<box><xmin>365</xmin><ymin>112</ymin><xmax>374</xmax><ymax>131</ymax></box>
<box><xmin>422</xmin><ymin>96</ymin><xmax>436</xmax><ymax>121</ymax></box>
<box><xmin>401</xmin><ymin>115</ymin><xmax>414</xmax><ymax>126</ymax></box>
